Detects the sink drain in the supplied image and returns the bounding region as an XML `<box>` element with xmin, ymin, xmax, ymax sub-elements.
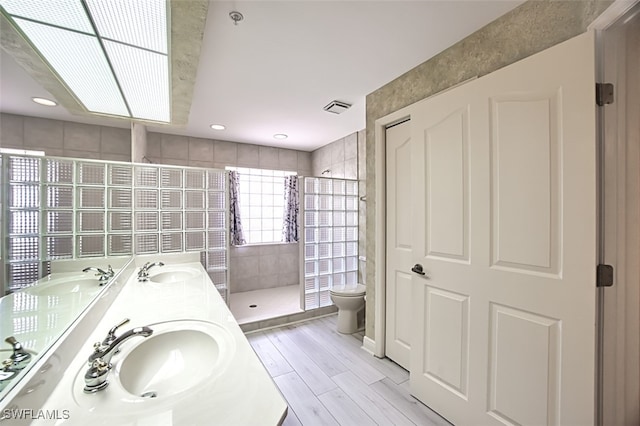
<box><xmin>141</xmin><ymin>391</ymin><xmax>158</xmax><ymax>398</ymax></box>
<box><xmin>249</xmin><ymin>304</ymin><xmax>257</xmax><ymax>308</ymax></box>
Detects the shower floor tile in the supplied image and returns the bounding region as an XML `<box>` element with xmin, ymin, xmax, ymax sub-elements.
<box><xmin>230</xmin><ymin>285</ymin><xmax>303</xmax><ymax>325</ymax></box>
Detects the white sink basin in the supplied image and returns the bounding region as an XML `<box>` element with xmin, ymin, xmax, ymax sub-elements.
<box><xmin>73</xmin><ymin>320</ymin><xmax>235</xmax><ymax>412</ymax></box>
<box><xmin>25</xmin><ymin>276</ymin><xmax>102</xmax><ymax>296</ymax></box>
<box><xmin>117</xmin><ymin>328</ymin><xmax>220</xmax><ymax>398</ymax></box>
<box><xmin>148</xmin><ymin>268</ymin><xmax>199</xmax><ymax>283</ymax></box>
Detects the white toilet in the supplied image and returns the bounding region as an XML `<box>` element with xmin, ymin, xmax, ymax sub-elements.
<box><xmin>330</xmin><ymin>283</ymin><xmax>366</xmax><ymax>334</ymax></box>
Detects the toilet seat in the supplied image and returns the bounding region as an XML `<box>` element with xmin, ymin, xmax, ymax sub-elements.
<box><xmin>330</xmin><ymin>284</ymin><xmax>366</xmax><ymax>297</ymax></box>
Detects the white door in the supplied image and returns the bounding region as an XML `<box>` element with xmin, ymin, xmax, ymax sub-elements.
<box><xmin>385</xmin><ymin>120</ymin><xmax>412</xmax><ymax>369</ymax></box>
<box><xmin>409</xmin><ymin>32</ymin><xmax>597</xmax><ymax>425</ymax></box>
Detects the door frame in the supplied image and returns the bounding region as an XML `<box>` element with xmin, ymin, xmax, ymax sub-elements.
<box><xmin>589</xmin><ymin>1</ymin><xmax>640</xmax><ymax>424</ymax></box>
<box><xmin>367</xmin><ymin>110</ymin><xmax>412</xmax><ymax>357</ymax></box>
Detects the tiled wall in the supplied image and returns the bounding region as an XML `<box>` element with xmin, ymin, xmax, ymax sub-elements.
<box><xmin>230</xmin><ymin>243</ymin><xmax>299</xmax><ymax>293</ymax></box>
<box><xmin>0</xmin><ymin>113</ymin><xmax>131</xmax><ymax>162</ymax></box>
<box><xmin>311</xmin><ymin>130</ymin><xmax>366</xmax><ymax>284</ymax></box>
<box><xmin>146</xmin><ymin>132</ymin><xmax>312</xmax><ymax>175</ymax></box>
<box><xmin>311</xmin><ymin>131</ymin><xmax>358</xmax><ymax>179</ymax></box>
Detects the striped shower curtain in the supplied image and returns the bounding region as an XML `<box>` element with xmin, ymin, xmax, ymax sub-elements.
<box><xmin>228</xmin><ymin>170</ymin><xmax>246</xmax><ymax>246</ymax></box>
<box><xmin>282</xmin><ymin>175</ymin><xmax>299</xmax><ymax>242</ymax></box>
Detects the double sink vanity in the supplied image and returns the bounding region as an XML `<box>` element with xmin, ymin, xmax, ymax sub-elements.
<box><xmin>0</xmin><ymin>253</ymin><xmax>287</xmax><ymax>425</ymax></box>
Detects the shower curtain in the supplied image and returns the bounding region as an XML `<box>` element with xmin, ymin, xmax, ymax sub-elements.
<box><xmin>282</xmin><ymin>175</ymin><xmax>299</xmax><ymax>242</ymax></box>
<box><xmin>228</xmin><ymin>170</ymin><xmax>246</xmax><ymax>246</ymax></box>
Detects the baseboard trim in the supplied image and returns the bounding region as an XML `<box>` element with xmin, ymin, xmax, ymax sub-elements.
<box><xmin>362</xmin><ymin>336</ymin><xmax>379</xmax><ymax>357</ymax></box>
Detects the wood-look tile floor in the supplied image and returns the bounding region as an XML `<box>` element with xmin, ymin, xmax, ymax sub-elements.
<box><xmin>247</xmin><ymin>315</ymin><xmax>451</xmax><ymax>426</ymax></box>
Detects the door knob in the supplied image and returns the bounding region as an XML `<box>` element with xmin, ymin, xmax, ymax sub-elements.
<box><xmin>411</xmin><ymin>264</ymin><xmax>426</xmax><ymax>275</ymax></box>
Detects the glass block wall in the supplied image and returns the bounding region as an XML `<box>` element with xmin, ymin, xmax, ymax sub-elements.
<box><xmin>1</xmin><ymin>155</ymin><xmax>229</xmax><ymax>303</ymax></box>
<box><xmin>4</xmin><ymin>155</ymin><xmax>49</xmax><ymax>292</ymax></box>
<box><xmin>302</xmin><ymin>177</ymin><xmax>359</xmax><ymax>310</ymax></box>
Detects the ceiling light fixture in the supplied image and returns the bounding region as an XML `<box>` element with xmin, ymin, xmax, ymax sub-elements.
<box><xmin>32</xmin><ymin>97</ymin><xmax>57</xmax><ymax>107</ymax></box>
<box><xmin>1</xmin><ymin>0</ymin><xmax>170</xmax><ymax>123</ymax></box>
<box><xmin>273</xmin><ymin>134</ymin><xmax>288</xmax><ymax>140</ymax></box>
<box><xmin>229</xmin><ymin>11</ymin><xmax>244</xmax><ymax>26</ymax></box>
<box><xmin>210</xmin><ymin>124</ymin><xmax>226</xmax><ymax>130</ymax></box>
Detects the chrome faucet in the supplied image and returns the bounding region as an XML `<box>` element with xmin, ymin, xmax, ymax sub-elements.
<box><xmin>4</xmin><ymin>337</ymin><xmax>32</xmax><ymax>370</ymax></box>
<box><xmin>82</xmin><ymin>265</ymin><xmax>114</xmax><ymax>285</ymax></box>
<box><xmin>84</xmin><ymin>319</ymin><xmax>153</xmax><ymax>393</ymax></box>
<box><xmin>137</xmin><ymin>261</ymin><xmax>164</xmax><ymax>282</ymax></box>
<box><xmin>99</xmin><ymin>318</ymin><xmax>131</xmax><ymax>348</ymax></box>
<box><xmin>87</xmin><ymin>320</ymin><xmax>153</xmax><ymax>365</ymax></box>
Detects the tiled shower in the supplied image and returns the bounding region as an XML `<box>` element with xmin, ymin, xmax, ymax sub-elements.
<box><xmin>2</xmin><ymin>155</ymin><xmax>359</xmax><ymax>322</ymax></box>
<box><xmin>1</xmin><ymin>113</ymin><xmax>366</xmax><ymax>325</ymax></box>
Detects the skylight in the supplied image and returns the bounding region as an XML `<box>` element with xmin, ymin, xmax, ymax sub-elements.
<box><xmin>0</xmin><ymin>0</ymin><xmax>170</xmax><ymax>123</ymax></box>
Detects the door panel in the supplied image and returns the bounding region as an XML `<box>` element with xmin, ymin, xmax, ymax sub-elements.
<box><xmin>425</xmin><ymin>107</ymin><xmax>469</xmax><ymax>262</ymax></box>
<box><xmin>409</xmin><ymin>31</ymin><xmax>597</xmax><ymax>425</ymax></box>
<box><xmin>385</xmin><ymin>120</ymin><xmax>412</xmax><ymax>369</ymax></box>
<box><xmin>423</xmin><ymin>286</ymin><xmax>469</xmax><ymax>399</ymax></box>
<box><xmin>490</xmin><ymin>92</ymin><xmax>561</xmax><ymax>275</ymax></box>
<box><xmin>488</xmin><ymin>304</ymin><xmax>561</xmax><ymax>425</ymax></box>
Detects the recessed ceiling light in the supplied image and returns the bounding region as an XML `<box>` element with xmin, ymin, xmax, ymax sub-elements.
<box><xmin>273</xmin><ymin>134</ymin><xmax>288</xmax><ymax>140</ymax></box>
<box><xmin>210</xmin><ymin>124</ymin><xmax>226</xmax><ymax>130</ymax></box>
<box><xmin>32</xmin><ymin>97</ymin><xmax>57</xmax><ymax>107</ymax></box>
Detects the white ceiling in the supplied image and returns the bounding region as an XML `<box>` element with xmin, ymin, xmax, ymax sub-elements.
<box><xmin>0</xmin><ymin>1</ymin><xmax>523</xmax><ymax>152</ymax></box>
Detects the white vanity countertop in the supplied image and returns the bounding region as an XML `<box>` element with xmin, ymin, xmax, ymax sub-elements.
<box><xmin>32</xmin><ymin>261</ymin><xmax>287</xmax><ymax>425</ymax></box>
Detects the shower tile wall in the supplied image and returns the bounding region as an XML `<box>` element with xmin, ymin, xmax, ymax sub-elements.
<box><xmin>311</xmin><ymin>132</ymin><xmax>358</xmax><ymax>179</ymax></box>
<box><xmin>311</xmin><ymin>130</ymin><xmax>366</xmax><ymax>285</ymax></box>
<box><xmin>230</xmin><ymin>243</ymin><xmax>299</xmax><ymax>293</ymax></box>
<box><xmin>146</xmin><ymin>132</ymin><xmax>312</xmax><ymax>175</ymax></box>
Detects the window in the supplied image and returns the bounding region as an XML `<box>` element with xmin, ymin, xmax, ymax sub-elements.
<box><xmin>227</xmin><ymin>167</ymin><xmax>296</xmax><ymax>244</ymax></box>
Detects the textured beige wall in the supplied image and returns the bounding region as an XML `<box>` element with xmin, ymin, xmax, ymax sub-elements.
<box><xmin>364</xmin><ymin>0</ymin><xmax>613</xmax><ymax>339</ymax></box>
<box><xmin>131</xmin><ymin>123</ymin><xmax>147</xmax><ymax>163</ymax></box>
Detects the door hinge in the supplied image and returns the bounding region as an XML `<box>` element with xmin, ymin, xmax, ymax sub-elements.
<box><xmin>596</xmin><ymin>83</ymin><xmax>614</xmax><ymax>106</ymax></box>
<box><xmin>597</xmin><ymin>264</ymin><xmax>614</xmax><ymax>287</ymax></box>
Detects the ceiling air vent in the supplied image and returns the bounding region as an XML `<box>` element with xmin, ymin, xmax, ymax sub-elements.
<box><xmin>323</xmin><ymin>100</ymin><xmax>352</xmax><ymax>114</ymax></box>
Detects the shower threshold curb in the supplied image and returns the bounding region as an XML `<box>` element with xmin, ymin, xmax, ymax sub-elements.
<box><xmin>241</xmin><ymin>305</ymin><xmax>338</xmax><ymax>334</ymax></box>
